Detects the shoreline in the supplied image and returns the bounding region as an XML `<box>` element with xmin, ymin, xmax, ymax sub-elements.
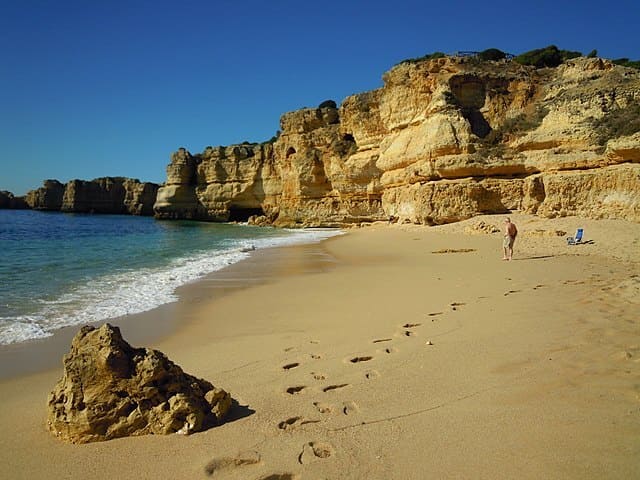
<box><xmin>0</xmin><ymin>236</ymin><xmax>340</xmax><ymax>380</ymax></box>
<box><xmin>1</xmin><ymin>213</ymin><xmax>639</xmax><ymax>479</ymax></box>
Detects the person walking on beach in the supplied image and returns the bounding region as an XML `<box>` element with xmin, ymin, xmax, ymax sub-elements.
<box><xmin>503</xmin><ymin>217</ymin><xmax>517</xmax><ymax>261</ymax></box>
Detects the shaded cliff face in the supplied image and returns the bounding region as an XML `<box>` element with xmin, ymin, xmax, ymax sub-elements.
<box><xmin>26</xmin><ymin>180</ymin><xmax>65</xmax><ymax>210</ymax></box>
<box><xmin>155</xmin><ymin>57</ymin><xmax>640</xmax><ymax>225</ymax></box>
<box><xmin>0</xmin><ymin>191</ymin><xmax>28</xmax><ymax>209</ymax></box>
<box><xmin>26</xmin><ymin>178</ymin><xmax>159</xmax><ymax>215</ymax></box>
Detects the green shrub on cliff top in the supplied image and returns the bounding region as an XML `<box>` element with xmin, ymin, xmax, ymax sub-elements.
<box><xmin>477</xmin><ymin>48</ymin><xmax>507</xmax><ymax>61</ymax></box>
<box><xmin>612</xmin><ymin>58</ymin><xmax>640</xmax><ymax>69</ymax></box>
<box><xmin>398</xmin><ymin>51</ymin><xmax>446</xmax><ymax>65</ymax></box>
<box><xmin>514</xmin><ymin>45</ymin><xmax>582</xmax><ymax>68</ymax></box>
<box><xmin>318</xmin><ymin>99</ymin><xmax>337</xmax><ymax>109</ymax></box>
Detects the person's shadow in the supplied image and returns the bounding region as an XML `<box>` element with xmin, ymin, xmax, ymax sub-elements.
<box><xmin>513</xmin><ymin>255</ymin><xmax>555</xmax><ymax>260</ymax></box>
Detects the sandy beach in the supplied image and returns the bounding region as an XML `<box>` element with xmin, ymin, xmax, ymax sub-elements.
<box><xmin>1</xmin><ymin>213</ymin><xmax>639</xmax><ymax>479</ymax></box>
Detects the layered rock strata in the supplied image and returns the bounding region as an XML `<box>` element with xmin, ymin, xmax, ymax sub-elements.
<box><xmin>47</xmin><ymin>323</ymin><xmax>231</xmax><ymax>444</ymax></box>
<box><xmin>155</xmin><ymin>57</ymin><xmax>640</xmax><ymax>225</ymax></box>
<box><xmin>25</xmin><ymin>177</ymin><xmax>159</xmax><ymax>215</ymax></box>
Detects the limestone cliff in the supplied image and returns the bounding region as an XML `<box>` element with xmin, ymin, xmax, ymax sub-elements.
<box><xmin>25</xmin><ymin>179</ymin><xmax>65</xmax><ymax>210</ymax></box>
<box><xmin>155</xmin><ymin>56</ymin><xmax>640</xmax><ymax>225</ymax></box>
<box><xmin>0</xmin><ymin>191</ymin><xmax>28</xmax><ymax>209</ymax></box>
<box><xmin>25</xmin><ymin>178</ymin><xmax>159</xmax><ymax>215</ymax></box>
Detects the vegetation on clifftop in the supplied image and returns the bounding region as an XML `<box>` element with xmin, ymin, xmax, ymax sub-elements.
<box><xmin>513</xmin><ymin>45</ymin><xmax>582</xmax><ymax>67</ymax></box>
<box><xmin>398</xmin><ymin>51</ymin><xmax>446</xmax><ymax>65</ymax></box>
<box><xmin>396</xmin><ymin>45</ymin><xmax>640</xmax><ymax>70</ymax></box>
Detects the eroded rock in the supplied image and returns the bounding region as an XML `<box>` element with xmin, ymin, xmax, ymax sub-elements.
<box><xmin>153</xmin><ymin>57</ymin><xmax>640</xmax><ymax>225</ymax></box>
<box><xmin>47</xmin><ymin>323</ymin><xmax>231</xmax><ymax>443</ymax></box>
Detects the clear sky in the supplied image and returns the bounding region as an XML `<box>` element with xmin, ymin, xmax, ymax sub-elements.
<box><xmin>1</xmin><ymin>0</ymin><xmax>638</xmax><ymax>195</ymax></box>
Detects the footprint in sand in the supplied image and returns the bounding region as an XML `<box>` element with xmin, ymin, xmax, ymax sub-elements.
<box><xmin>298</xmin><ymin>441</ymin><xmax>335</xmax><ymax>465</ymax></box>
<box><xmin>311</xmin><ymin>372</ymin><xmax>327</xmax><ymax>381</ymax></box>
<box><xmin>403</xmin><ymin>330</ymin><xmax>417</xmax><ymax>337</ymax></box>
<box><xmin>503</xmin><ymin>290</ymin><xmax>521</xmax><ymax>296</ymax></box>
<box><xmin>278</xmin><ymin>417</ymin><xmax>320</xmax><ymax>431</ymax></box>
<box><xmin>533</xmin><ymin>284</ymin><xmax>546</xmax><ymax>290</ymax></box>
<box><xmin>403</xmin><ymin>323</ymin><xmax>422</xmax><ymax>328</ymax></box>
<box><xmin>428</xmin><ymin>312</ymin><xmax>443</xmax><ymax>321</ymax></box>
<box><xmin>383</xmin><ymin>347</ymin><xmax>397</xmax><ymax>354</ymax></box>
<box><xmin>282</xmin><ymin>362</ymin><xmax>300</xmax><ymax>371</ymax></box>
<box><xmin>342</xmin><ymin>401</ymin><xmax>359</xmax><ymax>415</ymax></box>
<box><xmin>349</xmin><ymin>356</ymin><xmax>373</xmax><ymax>363</ymax></box>
<box><xmin>310</xmin><ymin>354</ymin><xmax>323</xmax><ymax>360</ymax></box>
<box><xmin>204</xmin><ymin>451</ymin><xmax>261</xmax><ymax>476</ymax></box>
<box><xmin>364</xmin><ymin>370</ymin><xmax>380</xmax><ymax>379</ymax></box>
<box><xmin>372</xmin><ymin>338</ymin><xmax>393</xmax><ymax>343</ymax></box>
<box><xmin>450</xmin><ymin>302</ymin><xmax>466</xmax><ymax>311</ymax></box>
<box><xmin>323</xmin><ymin>384</ymin><xmax>349</xmax><ymax>392</ymax></box>
<box><xmin>286</xmin><ymin>386</ymin><xmax>306</xmax><ymax>395</ymax></box>
<box><xmin>313</xmin><ymin>401</ymin><xmax>333</xmax><ymax>414</ymax></box>
<box><xmin>258</xmin><ymin>474</ymin><xmax>299</xmax><ymax>480</ymax></box>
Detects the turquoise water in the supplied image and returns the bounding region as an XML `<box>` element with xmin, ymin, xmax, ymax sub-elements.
<box><xmin>0</xmin><ymin>210</ymin><xmax>340</xmax><ymax>344</ymax></box>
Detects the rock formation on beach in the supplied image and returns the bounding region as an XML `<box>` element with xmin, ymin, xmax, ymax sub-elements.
<box><xmin>0</xmin><ymin>191</ymin><xmax>28</xmax><ymax>209</ymax></box>
<box><xmin>154</xmin><ymin>56</ymin><xmax>640</xmax><ymax>226</ymax></box>
<box><xmin>24</xmin><ymin>177</ymin><xmax>159</xmax><ymax>215</ymax></box>
<box><xmin>25</xmin><ymin>179</ymin><xmax>65</xmax><ymax>211</ymax></box>
<box><xmin>47</xmin><ymin>324</ymin><xmax>231</xmax><ymax>443</ymax></box>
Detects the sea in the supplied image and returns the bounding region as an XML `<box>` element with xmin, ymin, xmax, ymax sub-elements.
<box><xmin>0</xmin><ymin>210</ymin><xmax>341</xmax><ymax>345</ymax></box>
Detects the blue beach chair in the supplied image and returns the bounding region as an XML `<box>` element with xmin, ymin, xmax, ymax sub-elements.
<box><xmin>567</xmin><ymin>228</ymin><xmax>584</xmax><ymax>245</ymax></box>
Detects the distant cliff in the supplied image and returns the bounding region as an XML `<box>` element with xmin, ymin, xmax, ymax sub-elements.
<box><xmin>22</xmin><ymin>177</ymin><xmax>159</xmax><ymax>215</ymax></box>
<box><xmin>0</xmin><ymin>191</ymin><xmax>28</xmax><ymax>209</ymax></box>
<box><xmin>154</xmin><ymin>57</ymin><xmax>640</xmax><ymax>225</ymax></box>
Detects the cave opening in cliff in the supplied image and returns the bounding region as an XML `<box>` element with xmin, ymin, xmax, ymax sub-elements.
<box><xmin>228</xmin><ymin>207</ymin><xmax>265</xmax><ymax>222</ymax></box>
<box><xmin>448</xmin><ymin>74</ymin><xmax>492</xmax><ymax>138</ymax></box>
<box><xmin>463</xmin><ymin>109</ymin><xmax>492</xmax><ymax>138</ymax></box>
<box><xmin>286</xmin><ymin>147</ymin><xmax>296</xmax><ymax>158</ymax></box>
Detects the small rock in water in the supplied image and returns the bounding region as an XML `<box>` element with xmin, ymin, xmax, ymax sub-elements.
<box><xmin>240</xmin><ymin>245</ymin><xmax>256</xmax><ymax>252</ymax></box>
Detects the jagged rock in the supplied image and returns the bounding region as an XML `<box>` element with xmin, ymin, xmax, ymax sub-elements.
<box><xmin>24</xmin><ymin>178</ymin><xmax>158</xmax><ymax>215</ymax></box>
<box><xmin>154</xmin><ymin>56</ymin><xmax>640</xmax><ymax>225</ymax></box>
<box><xmin>122</xmin><ymin>179</ymin><xmax>160</xmax><ymax>215</ymax></box>
<box><xmin>61</xmin><ymin>177</ymin><xmax>159</xmax><ymax>214</ymax></box>
<box><xmin>0</xmin><ymin>191</ymin><xmax>28</xmax><ymax>209</ymax></box>
<box><xmin>25</xmin><ymin>179</ymin><xmax>65</xmax><ymax>210</ymax></box>
<box><xmin>47</xmin><ymin>324</ymin><xmax>231</xmax><ymax>444</ymax></box>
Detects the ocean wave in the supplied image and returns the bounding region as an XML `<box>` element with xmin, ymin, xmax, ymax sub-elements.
<box><xmin>0</xmin><ymin>228</ymin><xmax>342</xmax><ymax>345</ymax></box>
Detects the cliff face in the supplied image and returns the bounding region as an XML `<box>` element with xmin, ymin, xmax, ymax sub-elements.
<box><xmin>155</xmin><ymin>56</ymin><xmax>640</xmax><ymax>225</ymax></box>
<box><xmin>25</xmin><ymin>180</ymin><xmax>65</xmax><ymax>210</ymax></box>
<box><xmin>25</xmin><ymin>178</ymin><xmax>159</xmax><ymax>215</ymax></box>
<box><xmin>0</xmin><ymin>191</ymin><xmax>28</xmax><ymax>209</ymax></box>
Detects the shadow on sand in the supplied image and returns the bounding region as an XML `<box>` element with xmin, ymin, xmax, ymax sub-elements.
<box><xmin>513</xmin><ymin>255</ymin><xmax>556</xmax><ymax>261</ymax></box>
<box><xmin>224</xmin><ymin>399</ymin><xmax>256</xmax><ymax>424</ymax></box>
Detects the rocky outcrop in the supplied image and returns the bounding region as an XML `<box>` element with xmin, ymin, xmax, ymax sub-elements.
<box><xmin>61</xmin><ymin>177</ymin><xmax>159</xmax><ymax>215</ymax></box>
<box><xmin>47</xmin><ymin>323</ymin><xmax>231</xmax><ymax>444</ymax></box>
<box><xmin>0</xmin><ymin>191</ymin><xmax>28</xmax><ymax>209</ymax></box>
<box><xmin>25</xmin><ymin>179</ymin><xmax>65</xmax><ymax>210</ymax></box>
<box><xmin>155</xmin><ymin>56</ymin><xmax>639</xmax><ymax>225</ymax></box>
<box><xmin>25</xmin><ymin>178</ymin><xmax>159</xmax><ymax>215</ymax></box>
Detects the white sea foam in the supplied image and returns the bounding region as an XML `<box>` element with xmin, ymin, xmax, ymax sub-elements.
<box><xmin>0</xmin><ymin>228</ymin><xmax>342</xmax><ymax>345</ymax></box>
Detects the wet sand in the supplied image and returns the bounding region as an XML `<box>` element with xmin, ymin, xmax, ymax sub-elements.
<box><xmin>1</xmin><ymin>214</ymin><xmax>639</xmax><ymax>479</ymax></box>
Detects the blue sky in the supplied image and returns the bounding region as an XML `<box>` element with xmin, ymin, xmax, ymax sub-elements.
<box><xmin>1</xmin><ymin>0</ymin><xmax>638</xmax><ymax>195</ymax></box>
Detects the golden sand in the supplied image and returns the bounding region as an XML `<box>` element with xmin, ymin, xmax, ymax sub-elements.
<box><xmin>1</xmin><ymin>214</ymin><xmax>639</xmax><ymax>479</ymax></box>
